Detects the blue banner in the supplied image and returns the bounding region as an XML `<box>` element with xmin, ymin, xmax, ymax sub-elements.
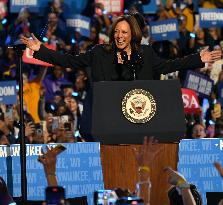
<box><xmin>178</xmin><ymin>139</ymin><xmax>223</xmax><ymax>205</ymax></box>
<box><xmin>10</xmin><ymin>0</ymin><xmax>41</xmax><ymax>13</ymax></box>
<box><xmin>0</xmin><ymin>143</ymin><xmax>104</xmax><ymax>205</ymax></box>
<box><xmin>184</xmin><ymin>70</ymin><xmax>214</xmax><ymax>98</ymax></box>
<box><xmin>142</xmin><ymin>0</ymin><xmax>157</xmax><ymax>14</ymax></box>
<box><xmin>199</xmin><ymin>8</ymin><xmax>223</xmax><ymax>28</ymax></box>
<box><xmin>66</xmin><ymin>15</ymin><xmax>90</xmax><ymax>37</ymax></box>
<box><xmin>149</xmin><ymin>19</ymin><xmax>179</xmax><ymax>41</ymax></box>
<box><xmin>0</xmin><ymin>81</ymin><xmax>17</xmax><ymax>105</ymax></box>
<box><xmin>10</xmin><ymin>0</ymin><xmax>88</xmax><ymax>14</ymax></box>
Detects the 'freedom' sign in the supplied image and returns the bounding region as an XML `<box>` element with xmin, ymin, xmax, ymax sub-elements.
<box><xmin>184</xmin><ymin>70</ymin><xmax>214</xmax><ymax>98</ymax></box>
<box><xmin>149</xmin><ymin>19</ymin><xmax>179</xmax><ymax>41</ymax></box>
<box><xmin>199</xmin><ymin>8</ymin><xmax>223</xmax><ymax>28</ymax></box>
<box><xmin>66</xmin><ymin>15</ymin><xmax>90</xmax><ymax>37</ymax></box>
<box><xmin>0</xmin><ymin>81</ymin><xmax>17</xmax><ymax>105</ymax></box>
<box><xmin>10</xmin><ymin>0</ymin><xmax>41</xmax><ymax>13</ymax></box>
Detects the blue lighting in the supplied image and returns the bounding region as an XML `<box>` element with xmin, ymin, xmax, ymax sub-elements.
<box><xmin>190</xmin><ymin>32</ymin><xmax>196</xmax><ymax>38</ymax></box>
<box><xmin>209</xmin><ymin>120</ymin><xmax>215</xmax><ymax>125</ymax></box>
<box><xmin>50</xmin><ymin>104</ymin><xmax>55</xmax><ymax>111</ymax></box>
<box><xmin>42</xmin><ymin>37</ymin><xmax>48</xmax><ymax>42</ymax></box>
<box><xmin>1</xmin><ymin>18</ymin><xmax>7</xmax><ymax>24</ymax></box>
<box><xmin>71</xmin><ymin>38</ymin><xmax>76</xmax><ymax>44</ymax></box>
<box><xmin>74</xmin><ymin>130</ymin><xmax>79</xmax><ymax>137</ymax></box>
<box><xmin>72</xmin><ymin>92</ymin><xmax>78</xmax><ymax>97</ymax></box>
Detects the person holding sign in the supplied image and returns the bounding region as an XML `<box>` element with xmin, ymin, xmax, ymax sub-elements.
<box><xmin>21</xmin><ymin>15</ymin><xmax>222</xmax><ymax>82</ymax></box>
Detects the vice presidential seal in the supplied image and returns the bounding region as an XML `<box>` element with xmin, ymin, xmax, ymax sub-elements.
<box><xmin>122</xmin><ymin>89</ymin><xmax>156</xmax><ymax>123</ymax></box>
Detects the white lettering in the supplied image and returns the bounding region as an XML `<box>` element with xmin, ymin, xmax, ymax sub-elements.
<box><xmin>12</xmin><ymin>0</ymin><xmax>37</xmax><ymax>6</ymax></box>
<box><xmin>0</xmin><ymin>86</ymin><xmax>15</xmax><ymax>96</ymax></box>
<box><xmin>201</xmin><ymin>12</ymin><xmax>223</xmax><ymax>21</ymax></box>
<box><xmin>152</xmin><ymin>23</ymin><xmax>177</xmax><ymax>34</ymax></box>
<box><xmin>66</xmin><ymin>19</ymin><xmax>89</xmax><ymax>29</ymax></box>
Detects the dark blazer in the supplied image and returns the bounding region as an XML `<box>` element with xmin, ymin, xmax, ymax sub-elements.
<box><xmin>34</xmin><ymin>44</ymin><xmax>204</xmax><ymax>81</ymax></box>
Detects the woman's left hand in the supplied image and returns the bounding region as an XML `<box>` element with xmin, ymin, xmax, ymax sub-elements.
<box><xmin>200</xmin><ymin>46</ymin><xmax>222</xmax><ymax>63</ymax></box>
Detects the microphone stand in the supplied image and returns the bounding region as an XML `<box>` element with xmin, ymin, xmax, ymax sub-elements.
<box><xmin>9</xmin><ymin>43</ymin><xmax>27</xmax><ymax>203</ymax></box>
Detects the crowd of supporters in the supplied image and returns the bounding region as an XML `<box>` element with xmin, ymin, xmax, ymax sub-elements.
<box><xmin>0</xmin><ymin>0</ymin><xmax>223</xmax><ymax>145</ymax></box>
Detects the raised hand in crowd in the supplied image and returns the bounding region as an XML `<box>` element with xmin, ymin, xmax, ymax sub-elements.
<box><xmin>133</xmin><ymin>136</ymin><xmax>160</xmax><ymax>169</ymax></box>
<box><xmin>38</xmin><ymin>146</ymin><xmax>58</xmax><ymax>186</ymax></box>
<box><xmin>164</xmin><ymin>167</ymin><xmax>187</xmax><ymax>186</ymax></box>
<box><xmin>200</xmin><ymin>46</ymin><xmax>222</xmax><ymax>64</ymax></box>
<box><xmin>133</xmin><ymin>137</ymin><xmax>161</xmax><ymax>205</ymax></box>
<box><xmin>20</xmin><ymin>33</ymin><xmax>42</xmax><ymax>52</ymax></box>
<box><xmin>164</xmin><ymin>167</ymin><xmax>197</xmax><ymax>205</ymax></box>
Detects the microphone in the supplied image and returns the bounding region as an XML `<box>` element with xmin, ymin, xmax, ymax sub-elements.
<box><xmin>8</xmin><ymin>39</ymin><xmax>26</xmax><ymax>51</ymax></box>
<box><xmin>120</xmin><ymin>50</ymin><xmax>128</xmax><ymax>63</ymax></box>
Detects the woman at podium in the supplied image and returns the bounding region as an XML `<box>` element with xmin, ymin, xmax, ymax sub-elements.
<box><xmin>20</xmin><ymin>15</ymin><xmax>222</xmax><ymax>82</ymax></box>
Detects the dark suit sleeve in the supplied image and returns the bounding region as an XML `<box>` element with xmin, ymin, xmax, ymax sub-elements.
<box><xmin>150</xmin><ymin>46</ymin><xmax>205</xmax><ymax>75</ymax></box>
<box><xmin>33</xmin><ymin>44</ymin><xmax>93</xmax><ymax>70</ymax></box>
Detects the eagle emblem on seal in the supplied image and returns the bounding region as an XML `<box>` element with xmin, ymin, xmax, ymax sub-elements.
<box><xmin>122</xmin><ymin>89</ymin><xmax>156</xmax><ymax>123</ymax></box>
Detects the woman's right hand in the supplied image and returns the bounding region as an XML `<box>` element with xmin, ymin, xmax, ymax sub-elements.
<box><xmin>20</xmin><ymin>33</ymin><xmax>42</xmax><ymax>51</ymax></box>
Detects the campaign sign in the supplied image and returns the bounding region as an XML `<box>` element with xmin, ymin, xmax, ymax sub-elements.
<box><xmin>199</xmin><ymin>8</ymin><xmax>223</xmax><ymax>28</ymax></box>
<box><xmin>178</xmin><ymin>139</ymin><xmax>223</xmax><ymax>205</ymax></box>
<box><xmin>0</xmin><ymin>0</ymin><xmax>7</xmax><ymax>18</ymax></box>
<box><xmin>0</xmin><ymin>81</ymin><xmax>17</xmax><ymax>105</ymax></box>
<box><xmin>10</xmin><ymin>0</ymin><xmax>42</xmax><ymax>13</ymax></box>
<box><xmin>0</xmin><ymin>143</ymin><xmax>104</xmax><ymax>205</ymax></box>
<box><xmin>181</xmin><ymin>88</ymin><xmax>200</xmax><ymax>113</ymax></box>
<box><xmin>149</xmin><ymin>19</ymin><xmax>179</xmax><ymax>41</ymax></box>
<box><xmin>216</xmin><ymin>81</ymin><xmax>223</xmax><ymax>107</ymax></box>
<box><xmin>184</xmin><ymin>70</ymin><xmax>214</xmax><ymax>98</ymax></box>
<box><xmin>22</xmin><ymin>43</ymin><xmax>56</xmax><ymax>67</ymax></box>
<box><xmin>143</xmin><ymin>0</ymin><xmax>157</xmax><ymax>14</ymax></box>
<box><xmin>66</xmin><ymin>15</ymin><xmax>90</xmax><ymax>37</ymax></box>
<box><xmin>95</xmin><ymin>0</ymin><xmax>124</xmax><ymax>14</ymax></box>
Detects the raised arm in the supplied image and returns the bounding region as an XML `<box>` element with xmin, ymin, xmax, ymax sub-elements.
<box><xmin>164</xmin><ymin>167</ymin><xmax>197</xmax><ymax>205</ymax></box>
<box><xmin>21</xmin><ymin>33</ymin><xmax>93</xmax><ymax>70</ymax></box>
<box><xmin>38</xmin><ymin>146</ymin><xmax>58</xmax><ymax>186</ymax></box>
<box><xmin>150</xmin><ymin>45</ymin><xmax>222</xmax><ymax>76</ymax></box>
<box><xmin>133</xmin><ymin>137</ymin><xmax>161</xmax><ymax>205</ymax></box>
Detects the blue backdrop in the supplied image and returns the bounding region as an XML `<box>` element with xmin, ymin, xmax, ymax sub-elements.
<box><xmin>178</xmin><ymin>139</ymin><xmax>223</xmax><ymax>205</ymax></box>
<box><xmin>0</xmin><ymin>143</ymin><xmax>104</xmax><ymax>205</ymax></box>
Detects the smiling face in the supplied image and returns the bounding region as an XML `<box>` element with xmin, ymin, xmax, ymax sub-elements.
<box><xmin>114</xmin><ymin>20</ymin><xmax>132</xmax><ymax>52</ymax></box>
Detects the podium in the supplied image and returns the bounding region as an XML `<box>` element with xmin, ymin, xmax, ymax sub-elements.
<box><xmin>82</xmin><ymin>80</ymin><xmax>186</xmax><ymax>144</ymax></box>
